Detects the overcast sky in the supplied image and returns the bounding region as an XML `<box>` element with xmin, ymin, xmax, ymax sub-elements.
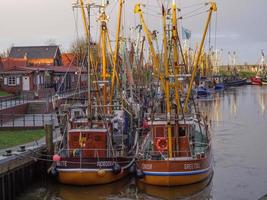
<box><xmin>0</xmin><ymin>0</ymin><xmax>266</xmax><ymax>64</ymax></box>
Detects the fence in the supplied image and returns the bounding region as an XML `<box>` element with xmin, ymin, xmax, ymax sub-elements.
<box><xmin>0</xmin><ymin>95</ymin><xmax>30</xmax><ymax>110</ymax></box>
<box><xmin>0</xmin><ymin>114</ymin><xmax>55</xmax><ymax>128</ymax></box>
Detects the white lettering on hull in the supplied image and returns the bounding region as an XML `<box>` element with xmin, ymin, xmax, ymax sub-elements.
<box><xmin>184</xmin><ymin>163</ymin><xmax>201</xmax><ymax>170</ymax></box>
<box><xmin>97</xmin><ymin>161</ymin><xmax>114</xmax><ymax>168</ymax></box>
<box><xmin>142</xmin><ymin>164</ymin><xmax>153</xmax><ymax>170</ymax></box>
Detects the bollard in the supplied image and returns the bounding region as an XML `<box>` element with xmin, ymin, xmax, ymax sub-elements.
<box><xmin>44</xmin><ymin>121</ymin><xmax>54</xmax><ymax>155</ymax></box>
<box><xmin>18</xmin><ymin>145</ymin><xmax>26</xmax><ymax>152</ymax></box>
<box><xmin>3</xmin><ymin>149</ymin><xmax>12</xmax><ymax>157</ymax></box>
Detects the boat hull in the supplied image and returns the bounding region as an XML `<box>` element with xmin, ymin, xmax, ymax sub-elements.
<box><xmin>57</xmin><ymin>168</ymin><xmax>127</xmax><ymax>185</ymax></box>
<box><xmin>136</xmin><ymin>156</ymin><xmax>212</xmax><ymax>186</ymax></box>
<box><xmin>251</xmin><ymin>77</ymin><xmax>262</xmax><ymax>85</ymax></box>
<box><xmin>224</xmin><ymin>78</ymin><xmax>247</xmax><ymax>87</ymax></box>
<box><xmin>54</xmin><ymin>157</ymin><xmax>131</xmax><ymax>186</ymax></box>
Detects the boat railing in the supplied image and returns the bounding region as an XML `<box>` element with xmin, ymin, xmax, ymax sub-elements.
<box><xmin>141</xmin><ymin>147</ymin><xmax>210</xmax><ymax>160</ymax></box>
<box><xmin>58</xmin><ymin>148</ymin><xmax>129</xmax><ymax>158</ymax></box>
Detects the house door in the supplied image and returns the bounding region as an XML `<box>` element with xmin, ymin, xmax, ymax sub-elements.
<box><xmin>22</xmin><ymin>76</ymin><xmax>30</xmax><ymax>91</ymax></box>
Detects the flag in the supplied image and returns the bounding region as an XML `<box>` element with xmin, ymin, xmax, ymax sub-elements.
<box><xmin>182</xmin><ymin>26</ymin><xmax>191</xmax><ymax>40</ymax></box>
<box><xmin>261</xmin><ymin>49</ymin><xmax>264</xmax><ymax>57</ymax></box>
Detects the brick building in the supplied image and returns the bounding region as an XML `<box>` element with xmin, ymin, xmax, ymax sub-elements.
<box><xmin>0</xmin><ymin>45</ymin><xmax>87</xmax><ymax>98</ymax></box>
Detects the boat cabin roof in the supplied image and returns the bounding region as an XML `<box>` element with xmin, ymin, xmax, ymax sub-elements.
<box><xmin>69</xmin><ymin>128</ymin><xmax>108</xmax><ymax>133</ymax></box>
<box><xmin>147</xmin><ymin>118</ymin><xmax>194</xmax><ymax>126</ymax></box>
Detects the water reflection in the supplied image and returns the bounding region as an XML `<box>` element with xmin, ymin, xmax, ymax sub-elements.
<box><xmin>19</xmin><ymin>175</ymin><xmax>213</xmax><ymax>200</ymax></box>
<box><xmin>18</xmin><ymin>85</ymin><xmax>267</xmax><ymax>200</ymax></box>
<box><xmin>257</xmin><ymin>88</ymin><xmax>267</xmax><ymax>114</ymax></box>
<box><xmin>137</xmin><ymin>175</ymin><xmax>213</xmax><ymax>200</ymax></box>
<box><xmin>57</xmin><ymin>177</ymin><xmax>132</xmax><ymax>200</ymax></box>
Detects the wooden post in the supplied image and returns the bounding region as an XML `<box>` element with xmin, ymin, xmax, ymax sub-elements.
<box><xmin>33</xmin><ymin>115</ymin><xmax>35</xmax><ymax>127</ymax></box>
<box><xmin>44</xmin><ymin>121</ymin><xmax>54</xmax><ymax>155</ymax></box>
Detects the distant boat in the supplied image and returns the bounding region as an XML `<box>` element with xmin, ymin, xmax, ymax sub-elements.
<box><xmin>251</xmin><ymin>50</ymin><xmax>266</xmax><ymax>86</ymax></box>
<box><xmin>195</xmin><ymin>86</ymin><xmax>211</xmax><ymax>97</ymax></box>
<box><xmin>214</xmin><ymin>83</ymin><xmax>225</xmax><ymax>91</ymax></box>
<box><xmin>251</xmin><ymin>76</ymin><xmax>262</xmax><ymax>85</ymax></box>
<box><xmin>262</xmin><ymin>77</ymin><xmax>267</xmax><ymax>85</ymax></box>
<box><xmin>223</xmin><ymin>77</ymin><xmax>247</xmax><ymax>87</ymax></box>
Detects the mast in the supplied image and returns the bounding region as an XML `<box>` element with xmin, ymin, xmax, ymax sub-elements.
<box><xmin>99</xmin><ymin>4</ymin><xmax>109</xmax><ymax>114</ymax></box>
<box><xmin>183</xmin><ymin>2</ymin><xmax>217</xmax><ymax>113</ymax></box>
<box><xmin>79</xmin><ymin>0</ymin><xmax>89</xmax><ymax>39</ymax></box>
<box><xmin>87</xmin><ymin>4</ymin><xmax>92</xmax><ymax>121</ymax></box>
<box><xmin>134</xmin><ymin>4</ymin><xmax>165</xmax><ymax>92</ymax></box>
<box><xmin>171</xmin><ymin>0</ymin><xmax>182</xmax><ymax>113</ymax></box>
<box><xmin>110</xmin><ymin>0</ymin><xmax>124</xmax><ymax>109</ymax></box>
<box><xmin>162</xmin><ymin>5</ymin><xmax>173</xmax><ymax>158</ymax></box>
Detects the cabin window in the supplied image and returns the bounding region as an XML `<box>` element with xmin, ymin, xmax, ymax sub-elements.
<box><xmin>179</xmin><ymin>127</ymin><xmax>186</xmax><ymax>137</ymax></box>
<box><xmin>8</xmin><ymin>76</ymin><xmax>16</xmax><ymax>86</ymax></box>
<box><xmin>74</xmin><ymin>111</ymin><xmax>81</xmax><ymax>118</ymax></box>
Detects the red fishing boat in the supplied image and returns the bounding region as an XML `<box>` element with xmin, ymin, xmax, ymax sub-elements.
<box><xmin>251</xmin><ymin>76</ymin><xmax>262</xmax><ymax>85</ymax></box>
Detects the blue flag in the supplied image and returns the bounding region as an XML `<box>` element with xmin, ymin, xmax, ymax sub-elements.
<box><xmin>182</xmin><ymin>26</ymin><xmax>191</xmax><ymax>40</ymax></box>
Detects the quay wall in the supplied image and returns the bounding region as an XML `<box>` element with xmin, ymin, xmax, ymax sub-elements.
<box><xmin>0</xmin><ymin>147</ymin><xmax>49</xmax><ymax>200</ymax></box>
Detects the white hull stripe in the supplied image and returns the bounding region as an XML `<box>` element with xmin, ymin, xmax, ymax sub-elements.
<box><xmin>57</xmin><ymin>168</ymin><xmax>113</xmax><ymax>172</ymax></box>
<box><xmin>143</xmin><ymin>167</ymin><xmax>210</xmax><ymax>176</ymax></box>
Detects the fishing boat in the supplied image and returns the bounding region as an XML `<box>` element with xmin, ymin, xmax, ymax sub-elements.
<box><xmin>195</xmin><ymin>86</ymin><xmax>211</xmax><ymax>97</ymax></box>
<box><xmin>223</xmin><ymin>77</ymin><xmax>247</xmax><ymax>87</ymax></box>
<box><xmin>134</xmin><ymin>1</ymin><xmax>215</xmax><ymax>186</ymax></box>
<box><xmin>214</xmin><ymin>83</ymin><xmax>224</xmax><ymax>91</ymax></box>
<box><xmin>50</xmin><ymin>0</ymin><xmax>137</xmax><ymax>185</ymax></box>
<box><xmin>251</xmin><ymin>50</ymin><xmax>266</xmax><ymax>86</ymax></box>
<box><xmin>251</xmin><ymin>76</ymin><xmax>262</xmax><ymax>85</ymax></box>
<box><xmin>136</xmin><ymin>114</ymin><xmax>212</xmax><ymax>186</ymax></box>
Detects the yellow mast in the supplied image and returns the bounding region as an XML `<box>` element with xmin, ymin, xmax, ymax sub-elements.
<box><xmin>79</xmin><ymin>0</ymin><xmax>89</xmax><ymax>39</ymax></box>
<box><xmin>110</xmin><ymin>0</ymin><xmax>123</xmax><ymax>109</ymax></box>
<box><xmin>99</xmin><ymin>6</ymin><xmax>109</xmax><ymax>114</ymax></box>
<box><xmin>162</xmin><ymin>4</ymin><xmax>173</xmax><ymax>158</ymax></box>
<box><xmin>171</xmin><ymin>0</ymin><xmax>182</xmax><ymax>113</ymax></box>
<box><xmin>134</xmin><ymin>4</ymin><xmax>165</xmax><ymax>91</ymax></box>
<box><xmin>184</xmin><ymin>2</ymin><xmax>217</xmax><ymax>113</ymax></box>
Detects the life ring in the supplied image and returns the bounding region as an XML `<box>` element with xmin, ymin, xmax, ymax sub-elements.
<box><xmin>156</xmin><ymin>138</ymin><xmax>168</xmax><ymax>152</ymax></box>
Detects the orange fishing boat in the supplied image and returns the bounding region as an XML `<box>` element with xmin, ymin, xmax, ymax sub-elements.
<box><xmin>134</xmin><ymin>1</ymin><xmax>216</xmax><ymax>186</ymax></box>
<box><xmin>50</xmin><ymin>0</ymin><xmax>137</xmax><ymax>185</ymax></box>
<box><xmin>136</xmin><ymin>117</ymin><xmax>212</xmax><ymax>186</ymax></box>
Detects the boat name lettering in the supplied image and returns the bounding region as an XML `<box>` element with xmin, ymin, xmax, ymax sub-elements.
<box><xmin>97</xmin><ymin>161</ymin><xmax>114</xmax><ymax>167</ymax></box>
<box><xmin>184</xmin><ymin>163</ymin><xmax>201</xmax><ymax>170</ymax></box>
<box><xmin>142</xmin><ymin>164</ymin><xmax>152</xmax><ymax>170</ymax></box>
<box><xmin>59</xmin><ymin>161</ymin><xmax>67</xmax><ymax>167</ymax></box>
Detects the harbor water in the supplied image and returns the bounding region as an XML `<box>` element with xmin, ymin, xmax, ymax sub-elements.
<box><xmin>18</xmin><ymin>85</ymin><xmax>267</xmax><ymax>200</ymax></box>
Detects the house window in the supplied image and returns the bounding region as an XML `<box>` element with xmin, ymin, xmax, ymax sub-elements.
<box><xmin>8</xmin><ymin>76</ymin><xmax>16</xmax><ymax>86</ymax></box>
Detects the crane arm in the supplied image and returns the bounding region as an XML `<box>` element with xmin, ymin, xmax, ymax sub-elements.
<box><xmin>79</xmin><ymin>0</ymin><xmax>89</xmax><ymax>40</ymax></box>
<box><xmin>134</xmin><ymin>4</ymin><xmax>165</xmax><ymax>91</ymax></box>
<box><xmin>183</xmin><ymin>2</ymin><xmax>217</xmax><ymax>113</ymax></box>
<box><xmin>110</xmin><ymin>0</ymin><xmax>123</xmax><ymax>106</ymax></box>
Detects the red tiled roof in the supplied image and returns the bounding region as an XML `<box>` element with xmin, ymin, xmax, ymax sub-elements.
<box><xmin>0</xmin><ymin>66</ymin><xmax>32</xmax><ymax>74</ymax></box>
<box><xmin>46</xmin><ymin>66</ymin><xmax>87</xmax><ymax>73</ymax></box>
<box><xmin>1</xmin><ymin>58</ymin><xmax>27</xmax><ymax>70</ymax></box>
<box><xmin>62</xmin><ymin>53</ymin><xmax>78</xmax><ymax>66</ymax></box>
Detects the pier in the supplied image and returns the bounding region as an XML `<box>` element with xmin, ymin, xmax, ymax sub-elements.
<box><xmin>0</xmin><ymin>122</ymin><xmax>60</xmax><ymax>200</ymax></box>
